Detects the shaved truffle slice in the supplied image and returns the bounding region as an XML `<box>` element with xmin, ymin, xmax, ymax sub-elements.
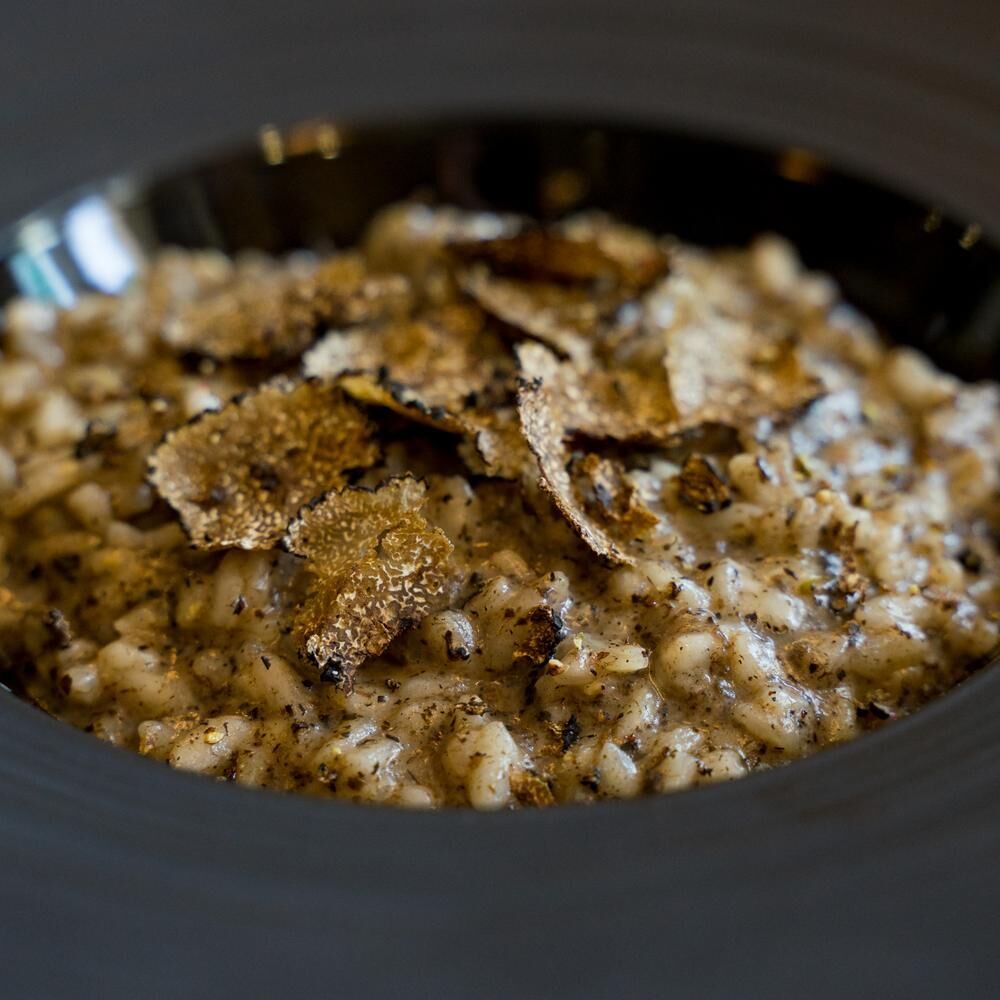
<box><xmin>336</xmin><ymin>374</ymin><xmax>469</xmax><ymax>434</ymax></box>
<box><xmin>664</xmin><ymin>319</ymin><xmax>824</xmax><ymax>430</ymax></box>
<box><xmin>557</xmin><ymin>212</ymin><xmax>670</xmax><ymax>290</ymax></box>
<box><xmin>303</xmin><ymin>304</ymin><xmax>488</xmax><ymax>379</ymax></box>
<box><xmin>134</xmin><ymin>249</ymin><xmax>235</xmax><ymax>338</ymax></box>
<box><xmin>295</xmin><ymin>254</ymin><xmax>413</xmax><ymax>328</ymax></box>
<box><xmin>162</xmin><ymin>271</ymin><xmax>311</xmax><ymax>360</ymax></box>
<box><xmin>305</xmin><ymin>305</ymin><xmax>506</xmax><ymax>408</ymax></box>
<box><xmin>459</xmin><ymin>269</ymin><xmax>599</xmax><ymax>365</ymax></box>
<box><xmin>148</xmin><ymin>378</ymin><xmax>379</xmax><ymax>549</ymax></box>
<box><xmin>453</xmin><ymin>220</ymin><xmax>668</xmax><ymax>364</ymax></box>
<box><xmin>516</xmin><ymin>341</ymin><xmax>675</xmax><ymax>444</ymax></box>
<box><xmin>364</xmin><ymin>202</ymin><xmax>523</xmax><ymax>285</ymax></box>
<box><xmin>450</xmin><ymin>223</ymin><xmax>668</xmax><ymax>290</ymax></box>
<box><xmin>312</xmin><ymin>325</ymin><xmax>526</xmax><ymax>464</ymax></box>
<box><xmin>517</xmin><ymin>375</ymin><xmax>634</xmax><ymax>566</ymax></box>
<box><xmin>306</xmin><ymin>306</ymin><xmax>514</xmax><ymax>437</ymax></box>
<box><xmin>458</xmin><ymin>407</ymin><xmax>536</xmax><ymax>480</ymax></box>
<box><xmin>285</xmin><ymin>478</ymin><xmax>453</xmax><ymax>689</ymax></box>
<box><xmin>287</xmin><ymin>476</ymin><xmax>428</xmax><ymax>567</ymax></box>
<box><xmin>162</xmin><ymin>253</ymin><xmax>412</xmax><ymax>360</ymax></box>
<box><xmin>449</xmin><ymin>229</ymin><xmax>620</xmax><ymax>284</ymax></box>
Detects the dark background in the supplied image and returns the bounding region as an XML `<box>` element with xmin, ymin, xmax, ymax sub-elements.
<box><xmin>2</xmin><ymin>3</ymin><xmax>1000</xmax><ymax>998</ymax></box>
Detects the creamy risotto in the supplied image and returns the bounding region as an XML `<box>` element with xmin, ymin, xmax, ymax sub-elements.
<box><xmin>1</xmin><ymin>202</ymin><xmax>997</xmax><ymax>809</ymax></box>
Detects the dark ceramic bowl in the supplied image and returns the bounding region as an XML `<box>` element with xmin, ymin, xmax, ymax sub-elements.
<box><xmin>2</xmin><ymin>119</ymin><xmax>999</xmax><ymax>997</ymax></box>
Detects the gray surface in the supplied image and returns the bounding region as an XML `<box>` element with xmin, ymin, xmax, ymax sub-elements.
<box><xmin>3</xmin><ymin>0</ymin><xmax>1000</xmax><ymax>228</ymax></box>
<box><xmin>2</xmin><ymin>4</ymin><xmax>1000</xmax><ymax>999</ymax></box>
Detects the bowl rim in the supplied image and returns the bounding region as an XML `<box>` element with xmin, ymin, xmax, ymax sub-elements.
<box><xmin>2</xmin><ymin>111</ymin><xmax>999</xmax><ymax>997</ymax></box>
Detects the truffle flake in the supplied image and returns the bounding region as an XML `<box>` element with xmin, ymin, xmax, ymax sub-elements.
<box><xmin>459</xmin><ymin>406</ymin><xmax>536</xmax><ymax>480</ymax></box>
<box><xmin>557</xmin><ymin>212</ymin><xmax>670</xmax><ymax>290</ymax></box>
<box><xmin>573</xmin><ymin>453</ymin><xmax>660</xmax><ymax>531</ymax></box>
<box><xmin>162</xmin><ymin>253</ymin><xmax>412</xmax><ymax>360</ymax></box>
<box><xmin>449</xmin><ymin>229</ymin><xmax>620</xmax><ymax>284</ymax></box>
<box><xmin>512</xmin><ymin>604</ymin><xmax>567</xmax><ymax>669</ymax></box>
<box><xmin>516</xmin><ymin>341</ymin><xmax>676</xmax><ymax>444</ymax></box>
<box><xmin>676</xmin><ymin>454</ymin><xmax>733</xmax><ymax>514</ymax></box>
<box><xmin>450</xmin><ymin>221</ymin><xmax>668</xmax><ymax>290</ymax></box>
<box><xmin>517</xmin><ymin>374</ymin><xmax>634</xmax><ymax>566</ymax></box>
<box><xmin>336</xmin><ymin>374</ymin><xmax>469</xmax><ymax>434</ymax></box>
<box><xmin>364</xmin><ymin>202</ymin><xmax>523</xmax><ymax>283</ymax></box>
<box><xmin>285</xmin><ymin>477</ymin><xmax>454</xmax><ymax>689</ymax></box>
<box><xmin>459</xmin><ymin>269</ymin><xmax>599</xmax><ymax>365</ymax></box>
<box><xmin>148</xmin><ymin>377</ymin><xmax>379</xmax><ymax>550</ymax></box>
<box><xmin>304</xmin><ymin>306</ymin><xmax>510</xmax><ymax>434</ymax></box>
<box><xmin>453</xmin><ymin>220</ymin><xmax>668</xmax><ymax>365</ymax></box>
<box><xmin>664</xmin><ymin>319</ymin><xmax>824</xmax><ymax>431</ymax></box>
<box><xmin>298</xmin><ymin>254</ymin><xmax>413</xmax><ymax>329</ymax></box>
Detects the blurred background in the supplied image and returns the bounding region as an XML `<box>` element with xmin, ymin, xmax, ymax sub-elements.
<box><xmin>3</xmin><ymin>0</ymin><xmax>999</xmax><ymax>227</ymax></box>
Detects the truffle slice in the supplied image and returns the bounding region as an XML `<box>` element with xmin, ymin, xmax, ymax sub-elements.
<box><xmin>305</xmin><ymin>306</ymin><xmax>510</xmax><ymax>423</ymax></box>
<box><xmin>305</xmin><ymin>307</ymin><xmax>515</xmax><ymax>437</ymax></box>
<box><xmin>162</xmin><ymin>253</ymin><xmax>412</xmax><ymax>360</ymax></box>
<box><xmin>458</xmin><ymin>407</ymin><xmax>536</xmax><ymax>480</ymax></box>
<box><xmin>517</xmin><ymin>374</ymin><xmax>634</xmax><ymax>566</ymax></box>
<box><xmin>449</xmin><ymin>229</ymin><xmax>620</xmax><ymax>284</ymax></box>
<box><xmin>336</xmin><ymin>374</ymin><xmax>470</xmax><ymax>434</ymax></box>
<box><xmin>285</xmin><ymin>477</ymin><xmax>453</xmax><ymax>689</ymax></box>
<box><xmin>664</xmin><ymin>319</ymin><xmax>824</xmax><ymax>431</ymax></box>
<box><xmin>557</xmin><ymin>212</ymin><xmax>670</xmax><ymax>290</ymax></box>
<box><xmin>299</xmin><ymin>254</ymin><xmax>413</xmax><ymax>328</ymax></box>
<box><xmin>515</xmin><ymin>341</ymin><xmax>676</xmax><ymax>444</ymax></box>
<box><xmin>363</xmin><ymin>202</ymin><xmax>523</xmax><ymax>285</ymax></box>
<box><xmin>450</xmin><ymin>222</ymin><xmax>668</xmax><ymax>290</ymax></box>
<box><xmin>133</xmin><ymin>249</ymin><xmax>235</xmax><ymax>340</ymax></box>
<box><xmin>303</xmin><ymin>311</ymin><xmax>489</xmax><ymax>384</ymax></box>
<box><xmin>148</xmin><ymin>377</ymin><xmax>379</xmax><ymax>550</ymax></box>
<box><xmin>452</xmin><ymin>218</ymin><xmax>668</xmax><ymax>364</ymax></box>
<box><xmin>162</xmin><ymin>270</ymin><xmax>308</xmax><ymax>360</ymax></box>
<box><xmin>459</xmin><ymin>269</ymin><xmax>599</xmax><ymax>365</ymax></box>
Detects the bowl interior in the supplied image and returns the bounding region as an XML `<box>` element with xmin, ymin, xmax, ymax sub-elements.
<box><xmin>2</xmin><ymin>117</ymin><xmax>1000</xmax><ymax>999</ymax></box>
<box><xmin>2</xmin><ymin>118</ymin><xmax>998</xmax><ymax>380</ymax></box>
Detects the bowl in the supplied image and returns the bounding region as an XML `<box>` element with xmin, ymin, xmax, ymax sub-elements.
<box><xmin>2</xmin><ymin>118</ymin><xmax>999</xmax><ymax>997</ymax></box>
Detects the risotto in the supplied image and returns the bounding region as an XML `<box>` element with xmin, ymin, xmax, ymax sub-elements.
<box><xmin>0</xmin><ymin>202</ymin><xmax>997</xmax><ymax>809</ymax></box>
